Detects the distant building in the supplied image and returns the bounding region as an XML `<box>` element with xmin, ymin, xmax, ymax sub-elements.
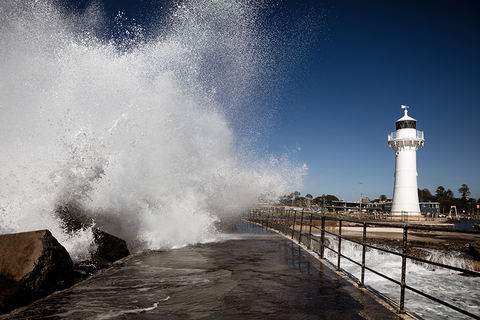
<box><xmin>420</xmin><ymin>202</ymin><xmax>440</xmax><ymax>216</ymax></box>
<box><xmin>365</xmin><ymin>200</ymin><xmax>392</xmax><ymax>213</ymax></box>
<box><xmin>327</xmin><ymin>200</ymin><xmax>391</xmax><ymax>214</ymax></box>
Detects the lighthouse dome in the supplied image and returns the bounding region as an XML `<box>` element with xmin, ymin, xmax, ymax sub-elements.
<box><xmin>395</xmin><ymin>107</ymin><xmax>417</xmax><ymax>130</ymax></box>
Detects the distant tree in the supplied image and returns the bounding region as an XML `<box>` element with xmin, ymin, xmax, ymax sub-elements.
<box><xmin>324</xmin><ymin>195</ymin><xmax>339</xmax><ymax>204</ymax></box>
<box><xmin>459</xmin><ymin>184</ymin><xmax>471</xmax><ymax>200</ymax></box>
<box><xmin>418</xmin><ymin>188</ymin><xmax>435</xmax><ymax>202</ymax></box>
<box><xmin>435</xmin><ymin>186</ymin><xmax>446</xmax><ymax>200</ymax></box>
<box><xmin>435</xmin><ymin>186</ymin><xmax>452</xmax><ymax>213</ymax></box>
<box><xmin>445</xmin><ymin>189</ymin><xmax>454</xmax><ymax>200</ymax></box>
<box><xmin>379</xmin><ymin>195</ymin><xmax>387</xmax><ymax>202</ymax></box>
<box><xmin>297</xmin><ymin>196</ymin><xmax>306</xmax><ymax>206</ymax></box>
<box><xmin>456</xmin><ymin>184</ymin><xmax>471</xmax><ymax>214</ymax></box>
<box><xmin>312</xmin><ymin>197</ymin><xmax>323</xmax><ymax>205</ymax></box>
<box><xmin>278</xmin><ymin>194</ymin><xmax>293</xmax><ymax>206</ymax></box>
<box><xmin>279</xmin><ymin>191</ymin><xmax>303</xmax><ymax>206</ymax></box>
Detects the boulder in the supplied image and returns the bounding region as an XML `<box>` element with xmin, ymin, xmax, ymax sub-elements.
<box><xmin>55</xmin><ymin>203</ymin><xmax>130</xmax><ymax>268</ymax></box>
<box><xmin>93</xmin><ymin>229</ymin><xmax>130</xmax><ymax>263</ymax></box>
<box><xmin>73</xmin><ymin>229</ymin><xmax>130</xmax><ymax>281</ymax></box>
<box><xmin>0</xmin><ymin>230</ymin><xmax>74</xmax><ymax>314</ymax></box>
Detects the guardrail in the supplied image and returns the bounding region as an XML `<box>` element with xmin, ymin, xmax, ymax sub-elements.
<box><xmin>246</xmin><ymin>208</ymin><xmax>480</xmax><ymax>319</ymax></box>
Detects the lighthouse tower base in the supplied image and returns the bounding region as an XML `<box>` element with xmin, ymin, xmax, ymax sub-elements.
<box><xmin>390</xmin><ymin>148</ymin><xmax>422</xmax><ymax>216</ymax></box>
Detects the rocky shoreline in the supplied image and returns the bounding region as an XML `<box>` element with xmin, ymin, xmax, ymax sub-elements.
<box><xmin>0</xmin><ymin>229</ymin><xmax>130</xmax><ymax>314</ymax></box>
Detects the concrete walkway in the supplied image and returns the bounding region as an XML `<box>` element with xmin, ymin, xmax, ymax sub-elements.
<box><xmin>4</xmin><ymin>222</ymin><xmax>413</xmax><ymax>319</ymax></box>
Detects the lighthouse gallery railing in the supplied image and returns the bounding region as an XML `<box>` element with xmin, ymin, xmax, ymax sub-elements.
<box><xmin>245</xmin><ymin>208</ymin><xmax>480</xmax><ymax>319</ymax></box>
<box><xmin>388</xmin><ymin>130</ymin><xmax>424</xmax><ymax>141</ymax></box>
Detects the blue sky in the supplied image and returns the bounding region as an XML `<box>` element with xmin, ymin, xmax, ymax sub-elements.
<box><xmin>261</xmin><ymin>0</ymin><xmax>480</xmax><ymax>201</ymax></box>
<box><xmin>61</xmin><ymin>0</ymin><xmax>479</xmax><ymax>202</ymax></box>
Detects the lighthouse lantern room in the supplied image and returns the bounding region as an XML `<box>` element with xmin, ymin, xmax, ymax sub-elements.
<box><xmin>388</xmin><ymin>105</ymin><xmax>424</xmax><ymax>216</ymax></box>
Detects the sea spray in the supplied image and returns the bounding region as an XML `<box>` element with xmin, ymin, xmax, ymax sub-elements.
<box><xmin>0</xmin><ymin>0</ymin><xmax>308</xmax><ymax>260</ymax></box>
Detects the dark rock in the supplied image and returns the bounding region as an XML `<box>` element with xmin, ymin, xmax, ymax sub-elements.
<box><xmin>406</xmin><ymin>247</ymin><xmax>428</xmax><ymax>260</ymax></box>
<box><xmin>469</xmin><ymin>241</ymin><xmax>480</xmax><ymax>261</ymax></box>
<box><xmin>0</xmin><ymin>277</ymin><xmax>37</xmax><ymax>315</ymax></box>
<box><xmin>55</xmin><ymin>202</ymin><xmax>130</xmax><ymax>266</ymax></box>
<box><xmin>72</xmin><ymin>229</ymin><xmax>130</xmax><ymax>282</ymax></box>
<box><xmin>0</xmin><ymin>230</ymin><xmax>74</xmax><ymax>314</ymax></box>
<box><xmin>93</xmin><ymin>229</ymin><xmax>130</xmax><ymax>263</ymax></box>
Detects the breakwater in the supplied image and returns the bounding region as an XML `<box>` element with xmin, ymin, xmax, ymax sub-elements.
<box><xmin>246</xmin><ymin>208</ymin><xmax>480</xmax><ymax>319</ymax></box>
<box><xmin>1</xmin><ymin>221</ymin><xmax>403</xmax><ymax>319</ymax></box>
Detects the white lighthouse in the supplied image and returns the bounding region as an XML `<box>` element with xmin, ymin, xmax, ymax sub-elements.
<box><xmin>388</xmin><ymin>105</ymin><xmax>424</xmax><ymax>216</ymax></box>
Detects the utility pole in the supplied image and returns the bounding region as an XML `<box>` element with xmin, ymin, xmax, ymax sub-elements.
<box><xmin>359</xmin><ymin>182</ymin><xmax>363</xmax><ymax>213</ymax></box>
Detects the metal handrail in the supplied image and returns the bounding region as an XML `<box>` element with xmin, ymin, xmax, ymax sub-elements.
<box><xmin>246</xmin><ymin>208</ymin><xmax>480</xmax><ymax>319</ymax></box>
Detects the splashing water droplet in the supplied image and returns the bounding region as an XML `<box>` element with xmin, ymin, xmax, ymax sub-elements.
<box><xmin>0</xmin><ymin>0</ymin><xmax>308</xmax><ymax>259</ymax></box>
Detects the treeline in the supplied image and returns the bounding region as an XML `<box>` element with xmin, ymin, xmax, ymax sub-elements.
<box><xmin>278</xmin><ymin>192</ymin><xmax>339</xmax><ymax>207</ymax></box>
<box><xmin>277</xmin><ymin>183</ymin><xmax>479</xmax><ymax>215</ymax></box>
<box><xmin>418</xmin><ymin>184</ymin><xmax>479</xmax><ymax>214</ymax></box>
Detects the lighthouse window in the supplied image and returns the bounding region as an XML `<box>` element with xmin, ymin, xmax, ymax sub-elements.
<box><xmin>396</xmin><ymin>121</ymin><xmax>416</xmax><ymax>130</ymax></box>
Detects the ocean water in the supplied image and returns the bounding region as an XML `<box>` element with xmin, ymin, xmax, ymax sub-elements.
<box><xmin>325</xmin><ymin>238</ymin><xmax>480</xmax><ymax>319</ymax></box>
<box><xmin>0</xmin><ymin>0</ymin><xmax>309</xmax><ymax>261</ymax></box>
<box><xmin>454</xmin><ymin>219</ymin><xmax>480</xmax><ymax>230</ymax></box>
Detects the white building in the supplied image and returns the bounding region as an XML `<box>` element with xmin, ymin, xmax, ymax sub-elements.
<box><xmin>388</xmin><ymin>105</ymin><xmax>424</xmax><ymax>215</ymax></box>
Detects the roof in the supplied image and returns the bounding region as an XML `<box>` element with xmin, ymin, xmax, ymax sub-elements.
<box><xmin>395</xmin><ymin>107</ymin><xmax>417</xmax><ymax>123</ymax></box>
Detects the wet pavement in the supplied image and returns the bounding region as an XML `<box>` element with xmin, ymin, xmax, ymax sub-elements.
<box><xmin>3</xmin><ymin>222</ymin><xmax>408</xmax><ymax>319</ymax></box>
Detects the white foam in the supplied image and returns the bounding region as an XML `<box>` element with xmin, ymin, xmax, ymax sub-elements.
<box><xmin>0</xmin><ymin>0</ymin><xmax>307</xmax><ymax>260</ymax></box>
<box><xmin>327</xmin><ymin>240</ymin><xmax>480</xmax><ymax>319</ymax></box>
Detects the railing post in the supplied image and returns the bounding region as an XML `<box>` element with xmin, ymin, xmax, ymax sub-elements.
<box><xmin>320</xmin><ymin>215</ymin><xmax>325</xmax><ymax>259</ymax></box>
<box><xmin>308</xmin><ymin>212</ymin><xmax>313</xmax><ymax>249</ymax></box>
<box><xmin>271</xmin><ymin>208</ymin><xmax>274</xmax><ymax>228</ymax></box>
<box><xmin>269</xmin><ymin>209</ymin><xmax>273</xmax><ymax>228</ymax></box>
<box><xmin>286</xmin><ymin>209</ymin><xmax>290</xmax><ymax>235</ymax></box>
<box><xmin>278</xmin><ymin>208</ymin><xmax>282</xmax><ymax>231</ymax></box>
<box><xmin>400</xmin><ymin>225</ymin><xmax>408</xmax><ymax>314</ymax></box>
<box><xmin>299</xmin><ymin>209</ymin><xmax>305</xmax><ymax>244</ymax></box>
<box><xmin>273</xmin><ymin>208</ymin><xmax>277</xmax><ymax>229</ymax></box>
<box><xmin>269</xmin><ymin>208</ymin><xmax>273</xmax><ymax>229</ymax></box>
<box><xmin>337</xmin><ymin>219</ymin><xmax>342</xmax><ymax>271</ymax></box>
<box><xmin>361</xmin><ymin>221</ymin><xmax>367</xmax><ymax>286</ymax></box>
<box><xmin>277</xmin><ymin>208</ymin><xmax>281</xmax><ymax>230</ymax></box>
<box><xmin>292</xmin><ymin>210</ymin><xmax>297</xmax><ymax>239</ymax></box>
